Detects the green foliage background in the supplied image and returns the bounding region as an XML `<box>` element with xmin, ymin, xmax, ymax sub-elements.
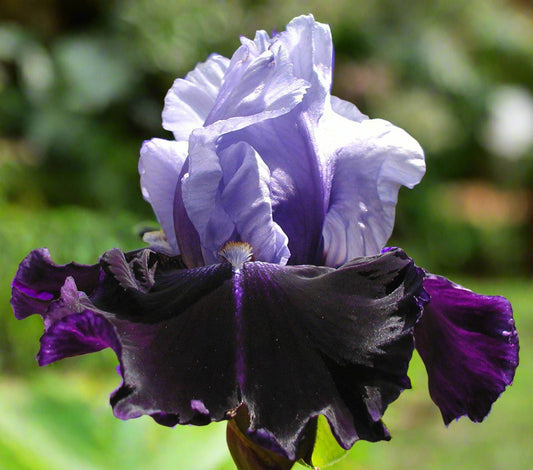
<box><xmin>1</xmin><ymin>0</ymin><xmax>531</xmax><ymax>468</ymax></box>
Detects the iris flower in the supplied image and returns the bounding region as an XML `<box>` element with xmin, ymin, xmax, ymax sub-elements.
<box><xmin>11</xmin><ymin>15</ymin><xmax>518</xmax><ymax>469</ymax></box>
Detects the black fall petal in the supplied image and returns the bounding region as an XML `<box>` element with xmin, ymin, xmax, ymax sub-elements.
<box><xmin>96</xmin><ymin>256</ymin><xmax>240</xmax><ymax>426</ymax></box>
<box><xmin>11</xmin><ymin>247</ymin><xmax>426</xmax><ymax>460</ymax></box>
<box><xmin>95</xmin><ymin>247</ymin><xmax>425</xmax><ymax>458</ymax></box>
<box><xmin>237</xmin><ymin>250</ymin><xmax>425</xmax><ymax>457</ymax></box>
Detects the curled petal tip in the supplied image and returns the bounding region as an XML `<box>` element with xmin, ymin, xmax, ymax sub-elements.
<box><xmin>11</xmin><ymin>248</ymin><xmax>100</xmax><ymax>320</ymax></box>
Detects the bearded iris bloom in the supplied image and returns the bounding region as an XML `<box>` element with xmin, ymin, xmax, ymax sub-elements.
<box><xmin>11</xmin><ymin>15</ymin><xmax>518</xmax><ymax>468</ymax></box>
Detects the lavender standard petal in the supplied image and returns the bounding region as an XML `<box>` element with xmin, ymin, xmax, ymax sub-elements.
<box><xmin>173</xmin><ymin>159</ymin><xmax>205</xmax><ymax>268</ymax></box>
<box><xmin>139</xmin><ymin>138</ymin><xmax>188</xmax><ymax>254</ymax></box>
<box><xmin>180</xmin><ymin>130</ymin><xmax>233</xmax><ymax>264</ymax></box>
<box><xmin>330</xmin><ymin>95</ymin><xmax>368</xmax><ymax>123</ymax></box>
<box><xmin>221</xmin><ymin>17</ymin><xmax>356</xmax><ymax>266</ymax></box>
<box><xmin>144</xmin><ymin>15</ymin><xmax>427</xmax><ymax>269</ymax></box>
<box><xmin>414</xmin><ymin>274</ymin><xmax>519</xmax><ymax>424</ymax></box>
<box><xmin>219</xmin><ymin>142</ymin><xmax>290</xmax><ymax>264</ymax></box>
<box><xmin>320</xmin><ymin>116</ymin><xmax>426</xmax><ymax>266</ymax></box>
<box><xmin>183</xmin><ymin>135</ymin><xmax>290</xmax><ymax>264</ymax></box>
<box><xmin>162</xmin><ymin>54</ymin><xmax>230</xmax><ymax>140</ymax></box>
<box><xmin>203</xmin><ymin>38</ymin><xmax>308</xmax><ymax>132</ymax></box>
<box><xmin>228</xmin><ymin>17</ymin><xmax>333</xmax><ymax>265</ymax></box>
<box><xmin>229</xmin><ymin>109</ymin><xmax>326</xmax><ymax>265</ymax></box>
<box><xmin>173</xmin><ymin>17</ymin><xmax>331</xmax><ymax>267</ymax></box>
<box><xmin>276</xmin><ymin>15</ymin><xmax>333</xmax><ymax>114</ymax></box>
<box><xmin>177</xmin><ymin>36</ymin><xmax>309</xmax><ymax>265</ymax></box>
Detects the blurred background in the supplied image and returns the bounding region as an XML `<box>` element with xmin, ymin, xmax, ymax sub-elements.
<box><xmin>0</xmin><ymin>0</ymin><xmax>531</xmax><ymax>468</ymax></box>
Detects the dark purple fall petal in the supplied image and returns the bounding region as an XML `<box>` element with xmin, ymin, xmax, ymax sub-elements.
<box><xmin>99</xmin><ymin>248</ymin><xmax>424</xmax><ymax>458</ymax></box>
<box><xmin>38</xmin><ymin>309</ymin><xmax>120</xmax><ymax>366</ymax></box>
<box><xmin>113</xmin><ymin>248</ymin><xmax>424</xmax><ymax>458</ymax></box>
<box><xmin>414</xmin><ymin>274</ymin><xmax>519</xmax><ymax>424</ymax></box>
<box><xmin>101</xmin><ymin>260</ymin><xmax>240</xmax><ymax>427</ymax></box>
<box><xmin>238</xmin><ymin>250</ymin><xmax>425</xmax><ymax>458</ymax></box>
<box><xmin>12</xmin><ymin>247</ymin><xmax>425</xmax><ymax>460</ymax></box>
<box><xmin>11</xmin><ymin>248</ymin><xmax>101</xmax><ymax>319</ymax></box>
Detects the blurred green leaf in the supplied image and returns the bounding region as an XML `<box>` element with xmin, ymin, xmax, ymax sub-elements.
<box><xmin>0</xmin><ymin>372</ymin><xmax>235</xmax><ymax>470</ymax></box>
<box><xmin>310</xmin><ymin>416</ymin><xmax>348</xmax><ymax>468</ymax></box>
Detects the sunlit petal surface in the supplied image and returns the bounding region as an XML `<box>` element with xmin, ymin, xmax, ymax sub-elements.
<box><xmin>139</xmin><ymin>138</ymin><xmax>188</xmax><ymax>254</ymax></box>
<box><xmin>162</xmin><ymin>54</ymin><xmax>230</xmax><ymax>140</ymax></box>
<box><xmin>320</xmin><ymin>116</ymin><xmax>426</xmax><ymax>266</ymax></box>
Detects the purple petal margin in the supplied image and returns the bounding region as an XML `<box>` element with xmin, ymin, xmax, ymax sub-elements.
<box><xmin>11</xmin><ymin>248</ymin><xmax>101</xmax><ymax>319</ymax></box>
<box><xmin>38</xmin><ymin>309</ymin><xmax>121</xmax><ymax>366</ymax></box>
<box><xmin>415</xmin><ymin>274</ymin><xmax>519</xmax><ymax>424</ymax></box>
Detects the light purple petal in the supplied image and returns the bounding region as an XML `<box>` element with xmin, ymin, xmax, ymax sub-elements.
<box><xmin>219</xmin><ymin>142</ymin><xmax>290</xmax><ymax>264</ymax></box>
<box><xmin>277</xmin><ymin>15</ymin><xmax>332</xmax><ymax>113</ymax></box>
<box><xmin>229</xmin><ymin>108</ymin><xmax>326</xmax><ymax>265</ymax></box>
<box><xmin>139</xmin><ymin>138</ymin><xmax>188</xmax><ymax>254</ymax></box>
<box><xmin>162</xmin><ymin>54</ymin><xmax>230</xmax><ymax>140</ymax></box>
<box><xmin>215</xmin><ymin>16</ymin><xmax>335</xmax><ymax>265</ymax></box>
<box><xmin>173</xmin><ymin>157</ymin><xmax>207</xmax><ymax>268</ymax></box>
<box><xmin>182</xmin><ymin>131</ymin><xmax>289</xmax><ymax>264</ymax></box>
<box><xmin>203</xmin><ymin>37</ymin><xmax>308</xmax><ymax>133</ymax></box>
<box><xmin>330</xmin><ymin>95</ymin><xmax>368</xmax><ymax>123</ymax></box>
<box><xmin>180</xmin><ymin>130</ymin><xmax>228</xmax><ymax>264</ymax></box>
<box><xmin>321</xmin><ymin>116</ymin><xmax>426</xmax><ymax>266</ymax></box>
<box><xmin>415</xmin><ymin>274</ymin><xmax>519</xmax><ymax>424</ymax></box>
